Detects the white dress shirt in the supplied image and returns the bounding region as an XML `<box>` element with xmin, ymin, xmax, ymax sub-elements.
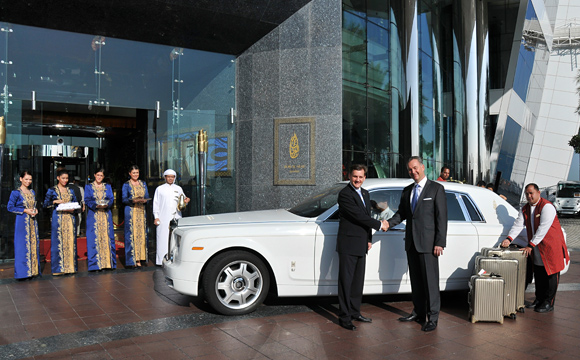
<box><xmin>410</xmin><ymin>176</ymin><xmax>428</xmax><ymax>204</ymax></box>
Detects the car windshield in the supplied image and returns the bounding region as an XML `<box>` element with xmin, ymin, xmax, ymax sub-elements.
<box><xmin>288</xmin><ymin>183</ymin><xmax>344</xmax><ymax>218</ymax></box>
<box><xmin>557</xmin><ymin>183</ymin><xmax>580</xmax><ymax>198</ymax></box>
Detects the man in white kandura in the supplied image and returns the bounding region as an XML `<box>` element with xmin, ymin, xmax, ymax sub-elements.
<box><xmin>153</xmin><ymin>169</ymin><xmax>190</xmax><ymax>265</ymax></box>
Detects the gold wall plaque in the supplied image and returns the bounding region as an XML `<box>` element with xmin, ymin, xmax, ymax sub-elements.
<box><xmin>274</xmin><ymin>117</ymin><xmax>315</xmax><ymax>185</ymax></box>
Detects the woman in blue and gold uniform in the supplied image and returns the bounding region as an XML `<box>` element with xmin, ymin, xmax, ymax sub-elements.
<box><xmin>43</xmin><ymin>169</ymin><xmax>78</xmax><ymax>275</ymax></box>
<box><xmin>122</xmin><ymin>165</ymin><xmax>149</xmax><ymax>267</ymax></box>
<box><xmin>85</xmin><ymin>169</ymin><xmax>116</xmax><ymax>271</ymax></box>
<box><xmin>7</xmin><ymin>170</ymin><xmax>40</xmax><ymax>279</ymax></box>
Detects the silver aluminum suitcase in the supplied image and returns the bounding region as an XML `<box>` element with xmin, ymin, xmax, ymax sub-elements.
<box><xmin>474</xmin><ymin>256</ymin><xmax>519</xmax><ymax>319</ymax></box>
<box><xmin>481</xmin><ymin>247</ymin><xmax>527</xmax><ymax>312</ymax></box>
<box><xmin>469</xmin><ymin>274</ymin><xmax>504</xmax><ymax>324</ymax></box>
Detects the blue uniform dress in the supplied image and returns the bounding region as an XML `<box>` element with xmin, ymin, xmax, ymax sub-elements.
<box><xmin>7</xmin><ymin>189</ymin><xmax>41</xmax><ymax>279</ymax></box>
<box><xmin>43</xmin><ymin>186</ymin><xmax>78</xmax><ymax>275</ymax></box>
<box><xmin>122</xmin><ymin>180</ymin><xmax>149</xmax><ymax>266</ymax></box>
<box><xmin>85</xmin><ymin>182</ymin><xmax>116</xmax><ymax>270</ymax></box>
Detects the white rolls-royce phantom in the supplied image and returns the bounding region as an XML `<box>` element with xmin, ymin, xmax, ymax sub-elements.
<box><xmin>162</xmin><ymin>179</ymin><xmax>568</xmax><ymax>315</ymax></box>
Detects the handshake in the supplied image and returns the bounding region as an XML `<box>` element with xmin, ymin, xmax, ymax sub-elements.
<box><xmin>380</xmin><ymin>220</ymin><xmax>390</xmax><ymax>231</ymax></box>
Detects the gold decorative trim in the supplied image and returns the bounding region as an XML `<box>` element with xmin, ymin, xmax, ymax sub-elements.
<box><xmin>274</xmin><ymin>117</ymin><xmax>316</xmax><ymax>185</ymax></box>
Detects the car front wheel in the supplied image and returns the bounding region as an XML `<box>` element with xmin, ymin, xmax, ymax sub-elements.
<box><xmin>202</xmin><ymin>250</ymin><xmax>270</xmax><ymax>315</ymax></box>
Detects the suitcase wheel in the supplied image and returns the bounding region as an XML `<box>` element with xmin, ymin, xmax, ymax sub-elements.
<box><xmin>517</xmin><ymin>307</ymin><xmax>525</xmax><ymax>313</ymax></box>
<box><xmin>510</xmin><ymin>313</ymin><xmax>517</xmax><ymax>320</ymax></box>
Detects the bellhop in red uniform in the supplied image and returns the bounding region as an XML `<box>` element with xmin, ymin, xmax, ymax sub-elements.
<box><xmin>503</xmin><ymin>184</ymin><xmax>570</xmax><ymax>313</ymax></box>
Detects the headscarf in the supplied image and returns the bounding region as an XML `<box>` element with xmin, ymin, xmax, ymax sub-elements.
<box><xmin>163</xmin><ymin>169</ymin><xmax>176</xmax><ymax>177</ymax></box>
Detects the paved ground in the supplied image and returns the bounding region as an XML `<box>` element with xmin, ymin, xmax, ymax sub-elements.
<box><xmin>560</xmin><ymin>217</ymin><xmax>580</xmax><ymax>250</ymax></box>
<box><xmin>0</xmin><ymin>219</ymin><xmax>578</xmax><ymax>359</ymax></box>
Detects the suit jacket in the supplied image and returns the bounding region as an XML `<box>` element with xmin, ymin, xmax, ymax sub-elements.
<box><xmin>388</xmin><ymin>179</ymin><xmax>447</xmax><ymax>253</ymax></box>
<box><xmin>337</xmin><ymin>183</ymin><xmax>382</xmax><ymax>256</ymax></box>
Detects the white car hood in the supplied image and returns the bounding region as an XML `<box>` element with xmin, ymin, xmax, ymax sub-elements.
<box><xmin>176</xmin><ymin>209</ymin><xmax>306</xmax><ymax>227</ymax></box>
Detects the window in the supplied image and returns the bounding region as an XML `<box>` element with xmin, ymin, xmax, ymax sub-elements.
<box><xmin>459</xmin><ymin>194</ymin><xmax>484</xmax><ymax>222</ymax></box>
<box><xmin>369</xmin><ymin>189</ymin><xmax>402</xmax><ymax>220</ymax></box>
<box><xmin>557</xmin><ymin>183</ymin><xmax>580</xmax><ymax>198</ymax></box>
<box><xmin>446</xmin><ymin>192</ymin><xmax>465</xmax><ymax>221</ymax></box>
<box><xmin>289</xmin><ymin>184</ymin><xmax>344</xmax><ymax>218</ymax></box>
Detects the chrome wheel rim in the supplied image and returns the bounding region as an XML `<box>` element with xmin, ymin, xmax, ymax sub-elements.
<box><xmin>215</xmin><ymin>260</ymin><xmax>263</xmax><ymax>310</ymax></box>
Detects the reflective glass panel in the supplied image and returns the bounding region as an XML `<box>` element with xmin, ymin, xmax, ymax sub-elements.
<box><xmin>367</xmin><ymin>87</ymin><xmax>390</xmax><ymax>177</ymax></box>
<box><xmin>342</xmin><ymin>82</ymin><xmax>367</xmax><ymax>154</ymax></box>
<box><xmin>343</xmin><ymin>11</ymin><xmax>367</xmax><ymax>85</ymax></box>
<box><xmin>0</xmin><ymin>21</ymin><xmax>236</xmax><ymax>265</ymax></box>
<box><xmin>367</xmin><ymin>22</ymin><xmax>390</xmax><ymax>90</ymax></box>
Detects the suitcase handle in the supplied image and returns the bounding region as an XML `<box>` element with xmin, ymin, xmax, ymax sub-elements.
<box><xmin>499</xmin><ymin>244</ymin><xmax>522</xmax><ymax>249</ymax></box>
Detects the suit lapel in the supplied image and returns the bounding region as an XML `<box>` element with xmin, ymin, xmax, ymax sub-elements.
<box><xmin>403</xmin><ymin>184</ymin><xmax>413</xmax><ymax>214</ymax></box>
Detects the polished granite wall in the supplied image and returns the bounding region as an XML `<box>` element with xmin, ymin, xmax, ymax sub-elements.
<box><xmin>236</xmin><ymin>0</ymin><xmax>342</xmax><ymax>211</ymax></box>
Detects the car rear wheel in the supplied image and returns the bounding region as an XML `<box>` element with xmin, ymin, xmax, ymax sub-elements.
<box><xmin>202</xmin><ymin>250</ymin><xmax>270</xmax><ymax>315</ymax></box>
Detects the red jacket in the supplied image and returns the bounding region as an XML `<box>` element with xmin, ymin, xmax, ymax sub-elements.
<box><xmin>522</xmin><ymin>198</ymin><xmax>570</xmax><ymax>275</ymax></box>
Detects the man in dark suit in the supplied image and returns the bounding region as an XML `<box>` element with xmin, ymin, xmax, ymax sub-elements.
<box><xmin>386</xmin><ymin>156</ymin><xmax>447</xmax><ymax>331</ymax></box>
<box><xmin>336</xmin><ymin>164</ymin><xmax>387</xmax><ymax>330</ymax></box>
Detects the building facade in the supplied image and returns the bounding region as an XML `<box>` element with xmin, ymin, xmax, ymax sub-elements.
<box><xmin>1</xmin><ymin>0</ymin><xmax>579</xmax><ymax>262</ymax></box>
<box><xmin>490</xmin><ymin>0</ymin><xmax>580</xmax><ymax>203</ymax></box>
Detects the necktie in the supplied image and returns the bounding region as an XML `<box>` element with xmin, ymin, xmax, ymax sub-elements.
<box><xmin>358</xmin><ymin>190</ymin><xmax>365</xmax><ymax>205</ymax></box>
<box><xmin>411</xmin><ymin>184</ymin><xmax>419</xmax><ymax>213</ymax></box>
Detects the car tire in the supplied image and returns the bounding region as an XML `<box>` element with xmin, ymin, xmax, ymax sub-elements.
<box><xmin>202</xmin><ymin>250</ymin><xmax>270</xmax><ymax>316</ymax></box>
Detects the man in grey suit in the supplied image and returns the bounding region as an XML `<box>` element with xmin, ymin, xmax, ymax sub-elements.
<box><xmin>336</xmin><ymin>164</ymin><xmax>388</xmax><ymax>330</ymax></box>
<box><xmin>386</xmin><ymin>156</ymin><xmax>447</xmax><ymax>331</ymax></box>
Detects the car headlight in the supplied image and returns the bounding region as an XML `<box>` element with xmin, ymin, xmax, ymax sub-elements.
<box><xmin>167</xmin><ymin>234</ymin><xmax>181</xmax><ymax>262</ymax></box>
<box><xmin>175</xmin><ymin>234</ymin><xmax>181</xmax><ymax>248</ymax></box>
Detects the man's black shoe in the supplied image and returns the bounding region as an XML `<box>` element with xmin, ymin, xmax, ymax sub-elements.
<box><xmin>534</xmin><ymin>302</ymin><xmax>554</xmax><ymax>313</ymax></box>
<box><xmin>338</xmin><ymin>319</ymin><xmax>357</xmax><ymax>330</ymax></box>
<box><xmin>525</xmin><ymin>299</ymin><xmax>539</xmax><ymax>309</ymax></box>
<box><xmin>352</xmin><ymin>315</ymin><xmax>372</xmax><ymax>323</ymax></box>
<box><xmin>398</xmin><ymin>314</ymin><xmax>422</xmax><ymax>323</ymax></box>
<box><xmin>421</xmin><ymin>321</ymin><xmax>437</xmax><ymax>332</ymax></box>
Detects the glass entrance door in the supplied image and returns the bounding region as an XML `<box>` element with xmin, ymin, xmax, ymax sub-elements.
<box><xmin>0</xmin><ymin>99</ymin><xmax>142</xmax><ymax>265</ymax></box>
